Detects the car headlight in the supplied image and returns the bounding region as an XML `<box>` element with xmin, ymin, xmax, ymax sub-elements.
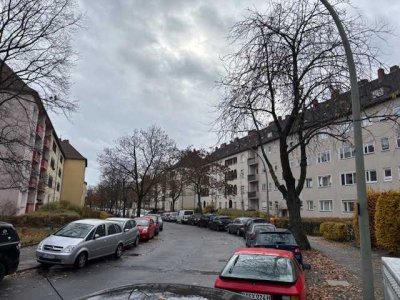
<box><xmin>63</xmin><ymin>245</ymin><xmax>76</xmax><ymax>253</ymax></box>
<box><xmin>37</xmin><ymin>241</ymin><xmax>45</xmax><ymax>251</ymax></box>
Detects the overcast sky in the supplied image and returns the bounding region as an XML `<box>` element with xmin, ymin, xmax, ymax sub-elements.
<box><xmin>49</xmin><ymin>0</ymin><xmax>400</xmax><ymax>186</ymax></box>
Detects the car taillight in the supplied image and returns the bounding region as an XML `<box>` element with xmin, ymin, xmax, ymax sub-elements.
<box><xmin>294</xmin><ymin>247</ymin><xmax>301</xmax><ymax>253</ymax></box>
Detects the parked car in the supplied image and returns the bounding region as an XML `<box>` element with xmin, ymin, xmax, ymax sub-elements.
<box><xmin>243</xmin><ymin>218</ymin><xmax>270</xmax><ymax>239</ymax></box>
<box><xmin>135</xmin><ymin>217</ymin><xmax>156</xmax><ymax>241</ymax></box>
<box><xmin>252</xmin><ymin>229</ymin><xmax>304</xmax><ymax>266</ymax></box>
<box><xmin>0</xmin><ymin>222</ymin><xmax>20</xmax><ymax>281</ymax></box>
<box><xmin>208</xmin><ymin>216</ymin><xmax>232</xmax><ymax>231</ymax></box>
<box><xmin>226</xmin><ymin>217</ymin><xmax>252</xmax><ymax>236</ymax></box>
<box><xmin>106</xmin><ymin>218</ymin><xmax>140</xmax><ymax>248</ymax></box>
<box><xmin>176</xmin><ymin>210</ymin><xmax>194</xmax><ymax>224</ymax></box>
<box><xmin>214</xmin><ymin>248</ymin><xmax>309</xmax><ymax>300</ymax></box>
<box><xmin>197</xmin><ymin>213</ymin><xmax>217</xmax><ymax>228</ymax></box>
<box><xmin>145</xmin><ymin>215</ymin><xmax>162</xmax><ymax>234</ymax></box>
<box><xmin>169</xmin><ymin>212</ymin><xmax>178</xmax><ymax>222</ymax></box>
<box><xmin>187</xmin><ymin>214</ymin><xmax>201</xmax><ymax>225</ymax></box>
<box><xmin>245</xmin><ymin>223</ymin><xmax>276</xmax><ymax>247</ymax></box>
<box><xmin>36</xmin><ymin>219</ymin><xmax>125</xmax><ymax>269</ymax></box>
<box><xmin>161</xmin><ymin>212</ymin><xmax>171</xmax><ymax>221</ymax></box>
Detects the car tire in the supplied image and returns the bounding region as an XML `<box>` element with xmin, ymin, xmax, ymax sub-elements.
<box><xmin>114</xmin><ymin>244</ymin><xmax>123</xmax><ymax>259</ymax></box>
<box><xmin>0</xmin><ymin>263</ymin><xmax>6</xmax><ymax>281</ymax></box>
<box><xmin>74</xmin><ymin>252</ymin><xmax>87</xmax><ymax>269</ymax></box>
<box><xmin>133</xmin><ymin>236</ymin><xmax>140</xmax><ymax>247</ymax></box>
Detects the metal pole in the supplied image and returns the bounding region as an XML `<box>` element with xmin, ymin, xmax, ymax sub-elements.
<box><xmin>320</xmin><ymin>1</ymin><xmax>374</xmax><ymax>298</ymax></box>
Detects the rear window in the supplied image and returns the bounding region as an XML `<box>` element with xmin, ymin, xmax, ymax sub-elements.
<box><xmin>184</xmin><ymin>211</ymin><xmax>193</xmax><ymax>215</ymax></box>
<box><xmin>257</xmin><ymin>233</ymin><xmax>297</xmax><ymax>245</ymax></box>
<box><xmin>221</xmin><ymin>254</ymin><xmax>296</xmax><ymax>283</ymax></box>
<box><xmin>252</xmin><ymin>224</ymin><xmax>276</xmax><ymax>233</ymax></box>
<box><xmin>136</xmin><ymin>219</ymin><xmax>149</xmax><ymax>226</ymax></box>
<box><xmin>0</xmin><ymin>226</ymin><xmax>18</xmax><ymax>243</ymax></box>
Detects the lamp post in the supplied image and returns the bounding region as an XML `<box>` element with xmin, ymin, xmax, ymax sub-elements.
<box><xmin>320</xmin><ymin>1</ymin><xmax>374</xmax><ymax>298</ymax></box>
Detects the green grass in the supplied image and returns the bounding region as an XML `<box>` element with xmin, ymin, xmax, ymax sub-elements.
<box><xmin>16</xmin><ymin>227</ymin><xmax>56</xmax><ymax>247</ymax></box>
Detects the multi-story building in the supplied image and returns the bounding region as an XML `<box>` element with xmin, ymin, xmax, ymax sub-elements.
<box><xmin>60</xmin><ymin>140</ymin><xmax>87</xmax><ymax>207</ymax></box>
<box><xmin>192</xmin><ymin>66</ymin><xmax>400</xmax><ymax>218</ymax></box>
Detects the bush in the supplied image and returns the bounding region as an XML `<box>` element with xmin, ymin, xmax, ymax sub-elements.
<box><xmin>320</xmin><ymin>222</ymin><xmax>350</xmax><ymax>242</ymax></box>
<box><xmin>375</xmin><ymin>191</ymin><xmax>400</xmax><ymax>254</ymax></box>
<box><xmin>0</xmin><ymin>213</ymin><xmax>80</xmax><ymax>228</ymax></box>
<box><xmin>203</xmin><ymin>204</ymin><xmax>217</xmax><ymax>214</ymax></box>
<box><xmin>217</xmin><ymin>209</ymin><xmax>268</xmax><ymax>219</ymax></box>
<box><xmin>353</xmin><ymin>189</ymin><xmax>382</xmax><ymax>247</ymax></box>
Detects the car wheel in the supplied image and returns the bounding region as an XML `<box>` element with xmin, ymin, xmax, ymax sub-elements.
<box><xmin>74</xmin><ymin>252</ymin><xmax>87</xmax><ymax>269</ymax></box>
<box><xmin>134</xmin><ymin>235</ymin><xmax>140</xmax><ymax>247</ymax></box>
<box><xmin>114</xmin><ymin>244</ymin><xmax>123</xmax><ymax>259</ymax></box>
<box><xmin>0</xmin><ymin>263</ymin><xmax>6</xmax><ymax>281</ymax></box>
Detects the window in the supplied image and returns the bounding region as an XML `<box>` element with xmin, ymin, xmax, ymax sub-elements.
<box><xmin>95</xmin><ymin>224</ymin><xmax>105</xmax><ymax>238</ymax></box>
<box><xmin>383</xmin><ymin>168</ymin><xmax>392</xmax><ymax>181</ymax></box>
<box><xmin>267</xmin><ymin>146</ymin><xmax>272</xmax><ymax>153</ymax></box>
<box><xmin>107</xmin><ymin>224</ymin><xmax>117</xmax><ymax>235</ymax></box>
<box><xmin>262</xmin><ymin>184</ymin><xmax>267</xmax><ymax>191</ymax></box>
<box><xmin>56</xmin><ymin>183</ymin><xmax>60</xmax><ymax>192</ymax></box>
<box><xmin>318</xmin><ymin>175</ymin><xmax>332</xmax><ymax>188</ymax></box>
<box><xmin>225</xmin><ymin>157</ymin><xmax>237</xmax><ymax>166</ymax></box>
<box><xmin>60</xmin><ymin>156</ymin><xmax>63</xmax><ymax>163</ymax></box>
<box><xmin>365</xmin><ymin>170</ymin><xmax>377</xmax><ymax>183</ymax></box>
<box><xmin>372</xmin><ymin>87</ymin><xmax>384</xmax><ymax>99</ymax></box>
<box><xmin>50</xmin><ymin>158</ymin><xmax>55</xmax><ymax>170</ymax></box>
<box><xmin>305</xmin><ymin>178</ymin><xmax>312</xmax><ymax>188</ymax></box>
<box><xmin>306</xmin><ymin>200</ymin><xmax>314</xmax><ymax>211</ymax></box>
<box><xmin>124</xmin><ymin>221</ymin><xmax>132</xmax><ymax>230</ymax></box>
<box><xmin>339</xmin><ymin>145</ymin><xmax>355</xmax><ymax>159</ymax></box>
<box><xmin>218</xmin><ymin>202</ymin><xmax>222</xmax><ymax>209</ymax></box>
<box><xmin>381</xmin><ymin>137</ymin><xmax>390</xmax><ymax>151</ymax></box>
<box><xmin>341</xmin><ymin>172</ymin><xmax>356</xmax><ymax>186</ymax></box>
<box><xmin>319</xmin><ymin>200</ymin><xmax>333</xmax><ymax>212</ymax></box>
<box><xmin>268</xmin><ymin>182</ymin><xmax>273</xmax><ymax>190</ymax></box>
<box><xmin>240</xmin><ymin>155</ymin><xmax>244</xmax><ymax>163</ymax></box>
<box><xmin>48</xmin><ymin>176</ymin><xmax>53</xmax><ymax>188</ymax></box>
<box><xmin>364</xmin><ymin>142</ymin><xmax>375</xmax><ymax>154</ymax></box>
<box><xmin>52</xmin><ymin>141</ymin><xmax>57</xmax><ymax>153</ymax></box>
<box><xmin>240</xmin><ymin>169</ymin><xmax>244</xmax><ymax>179</ymax></box>
<box><xmin>397</xmin><ymin>136</ymin><xmax>400</xmax><ymax>148</ymax></box>
<box><xmin>317</xmin><ymin>151</ymin><xmax>330</xmax><ymax>164</ymax></box>
<box><xmin>342</xmin><ymin>200</ymin><xmax>355</xmax><ymax>213</ymax></box>
<box><xmin>240</xmin><ymin>186</ymin><xmax>244</xmax><ymax>194</ymax></box>
<box><xmin>58</xmin><ymin>169</ymin><xmax>62</xmax><ymax>177</ymax></box>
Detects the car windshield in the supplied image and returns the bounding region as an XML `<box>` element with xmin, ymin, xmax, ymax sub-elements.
<box><xmin>136</xmin><ymin>219</ymin><xmax>149</xmax><ymax>226</ymax></box>
<box><xmin>256</xmin><ymin>233</ymin><xmax>297</xmax><ymax>245</ymax></box>
<box><xmin>54</xmin><ymin>223</ymin><xmax>94</xmax><ymax>238</ymax></box>
<box><xmin>184</xmin><ymin>211</ymin><xmax>193</xmax><ymax>215</ymax></box>
<box><xmin>221</xmin><ymin>254</ymin><xmax>296</xmax><ymax>283</ymax></box>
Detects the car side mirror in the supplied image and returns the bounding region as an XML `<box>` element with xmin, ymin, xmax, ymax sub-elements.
<box><xmin>94</xmin><ymin>233</ymin><xmax>100</xmax><ymax>239</ymax></box>
<box><xmin>302</xmin><ymin>263</ymin><xmax>311</xmax><ymax>270</ymax></box>
<box><xmin>124</xmin><ymin>228</ymin><xmax>130</xmax><ymax>232</ymax></box>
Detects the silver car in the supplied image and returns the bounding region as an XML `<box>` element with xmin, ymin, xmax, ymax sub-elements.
<box><xmin>36</xmin><ymin>219</ymin><xmax>125</xmax><ymax>268</ymax></box>
<box><xmin>106</xmin><ymin>217</ymin><xmax>140</xmax><ymax>247</ymax></box>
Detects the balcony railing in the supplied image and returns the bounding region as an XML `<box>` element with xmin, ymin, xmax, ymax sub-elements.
<box><xmin>40</xmin><ymin>159</ymin><xmax>48</xmax><ymax>170</ymax></box>
<box><xmin>248</xmin><ymin>174</ymin><xmax>258</xmax><ymax>182</ymax></box>
<box><xmin>248</xmin><ymin>191</ymin><xmax>258</xmax><ymax>199</ymax></box>
<box><xmin>247</xmin><ymin>157</ymin><xmax>257</xmax><ymax>165</ymax></box>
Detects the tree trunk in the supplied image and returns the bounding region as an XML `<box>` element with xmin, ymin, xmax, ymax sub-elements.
<box><xmin>136</xmin><ymin>197</ymin><xmax>142</xmax><ymax>217</ymax></box>
<box><xmin>197</xmin><ymin>193</ymin><xmax>202</xmax><ymax>214</ymax></box>
<box><xmin>286</xmin><ymin>188</ymin><xmax>311</xmax><ymax>249</ymax></box>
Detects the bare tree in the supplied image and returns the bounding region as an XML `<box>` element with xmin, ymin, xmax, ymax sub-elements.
<box><xmin>167</xmin><ymin>169</ymin><xmax>185</xmax><ymax>212</ymax></box>
<box><xmin>178</xmin><ymin>148</ymin><xmax>227</xmax><ymax>214</ymax></box>
<box><xmin>0</xmin><ymin>0</ymin><xmax>81</xmax><ymax>190</ymax></box>
<box><xmin>98</xmin><ymin>126</ymin><xmax>177</xmax><ymax>217</ymax></box>
<box><xmin>216</xmin><ymin>0</ymin><xmax>389</xmax><ymax>249</ymax></box>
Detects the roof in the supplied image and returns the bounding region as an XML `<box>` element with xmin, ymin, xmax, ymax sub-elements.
<box><xmin>106</xmin><ymin>218</ymin><xmax>133</xmax><ymax>222</ymax></box>
<box><xmin>210</xmin><ymin>66</ymin><xmax>400</xmax><ymax>161</ymax></box>
<box><xmin>60</xmin><ymin>139</ymin><xmax>87</xmax><ymax>166</ymax></box>
<box><xmin>72</xmin><ymin>219</ymin><xmax>112</xmax><ymax>225</ymax></box>
<box><xmin>234</xmin><ymin>247</ymin><xmax>294</xmax><ymax>258</ymax></box>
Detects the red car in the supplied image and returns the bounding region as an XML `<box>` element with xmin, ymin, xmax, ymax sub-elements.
<box><xmin>135</xmin><ymin>217</ymin><xmax>156</xmax><ymax>241</ymax></box>
<box><xmin>215</xmin><ymin>248</ymin><xmax>309</xmax><ymax>300</ymax></box>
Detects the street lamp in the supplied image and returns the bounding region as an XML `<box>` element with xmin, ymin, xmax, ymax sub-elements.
<box><xmin>320</xmin><ymin>1</ymin><xmax>374</xmax><ymax>299</ymax></box>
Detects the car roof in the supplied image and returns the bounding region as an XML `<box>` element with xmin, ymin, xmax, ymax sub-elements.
<box><xmin>107</xmin><ymin>218</ymin><xmax>132</xmax><ymax>222</ymax></box>
<box><xmin>71</xmin><ymin>219</ymin><xmax>113</xmax><ymax>225</ymax></box>
<box><xmin>234</xmin><ymin>248</ymin><xmax>294</xmax><ymax>258</ymax></box>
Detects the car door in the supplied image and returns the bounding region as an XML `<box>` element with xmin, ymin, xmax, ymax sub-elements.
<box><xmin>130</xmin><ymin>220</ymin><xmax>139</xmax><ymax>241</ymax></box>
<box><xmin>89</xmin><ymin>224</ymin><xmax>107</xmax><ymax>259</ymax></box>
<box><xmin>105</xmin><ymin>223</ymin><xmax>119</xmax><ymax>254</ymax></box>
<box><xmin>123</xmin><ymin>220</ymin><xmax>134</xmax><ymax>245</ymax></box>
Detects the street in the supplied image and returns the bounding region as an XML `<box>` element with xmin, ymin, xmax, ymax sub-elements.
<box><xmin>0</xmin><ymin>222</ymin><xmax>244</xmax><ymax>300</ymax></box>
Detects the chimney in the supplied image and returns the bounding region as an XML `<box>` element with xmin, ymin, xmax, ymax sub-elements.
<box><xmin>390</xmin><ymin>65</ymin><xmax>399</xmax><ymax>73</ymax></box>
<box><xmin>378</xmin><ymin>68</ymin><xmax>385</xmax><ymax>81</ymax></box>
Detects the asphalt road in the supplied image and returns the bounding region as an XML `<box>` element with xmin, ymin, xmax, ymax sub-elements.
<box><xmin>0</xmin><ymin>222</ymin><xmax>244</xmax><ymax>300</ymax></box>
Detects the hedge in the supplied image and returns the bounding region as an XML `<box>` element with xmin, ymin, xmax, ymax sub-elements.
<box><xmin>320</xmin><ymin>222</ymin><xmax>350</xmax><ymax>241</ymax></box>
<box><xmin>352</xmin><ymin>189</ymin><xmax>382</xmax><ymax>247</ymax></box>
<box><xmin>217</xmin><ymin>209</ymin><xmax>268</xmax><ymax>219</ymax></box>
<box><xmin>375</xmin><ymin>191</ymin><xmax>400</xmax><ymax>254</ymax></box>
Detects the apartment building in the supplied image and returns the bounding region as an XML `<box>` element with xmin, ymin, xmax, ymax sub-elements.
<box><xmin>198</xmin><ymin>66</ymin><xmax>400</xmax><ymax>218</ymax></box>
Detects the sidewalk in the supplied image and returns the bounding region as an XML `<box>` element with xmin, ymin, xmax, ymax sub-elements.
<box><xmin>18</xmin><ymin>245</ymin><xmax>40</xmax><ymax>272</ymax></box>
<box><xmin>309</xmin><ymin>236</ymin><xmax>389</xmax><ymax>299</ymax></box>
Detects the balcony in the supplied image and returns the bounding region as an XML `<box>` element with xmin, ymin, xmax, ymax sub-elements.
<box><xmin>29</xmin><ymin>177</ymin><xmax>37</xmax><ymax>189</ymax></box>
<box><xmin>38</xmin><ymin>182</ymin><xmax>46</xmax><ymax>192</ymax></box>
<box><xmin>32</xmin><ymin>151</ymin><xmax>41</xmax><ymax>164</ymax></box>
<box><xmin>248</xmin><ymin>174</ymin><xmax>258</xmax><ymax>182</ymax></box>
<box><xmin>43</xmin><ymin>137</ymin><xmax>51</xmax><ymax>149</ymax></box>
<box><xmin>36</xmin><ymin>124</ymin><xmax>44</xmax><ymax>138</ymax></box>
<box><xmin>247</xmin><ymin>157</ymin><xmax>257</xmax><ymax>165</ymax></box>
<box><xmin>40</xmin><ymin>159</ymin><xmax>48</xmax><ymax>170</ymax></box>
<box><xmin>248</xmin><ymin>191</ymin><xmax>258</xmax><ymax>199</ymax></box>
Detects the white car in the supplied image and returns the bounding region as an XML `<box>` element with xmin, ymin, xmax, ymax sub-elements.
<box><xmin>106</xmin><ymin>218</ymin><xmax>140</xmax><ymax>247</ymax></box>
<box><xmin>176</xmin><ymin>210</ymin><xmax>194</xmax><ymax>224</ymax></box>
<box><xmin>36</xmin><ymin>219</ymin><xmax>125</xmax><ymax>269</ymax></box>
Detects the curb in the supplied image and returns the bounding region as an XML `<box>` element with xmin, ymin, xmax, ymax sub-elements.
<box><xmin>16</xmin><ymin>264</ymin><xmax>40</xmax><ymax>273</ymax></box>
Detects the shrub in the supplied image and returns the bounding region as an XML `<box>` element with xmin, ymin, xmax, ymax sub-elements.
<box><xmin>217</xmin><ymin>209</ymin><xmax>268</xmax><ymax>219</ymax></box>
<box><xmin>353</xmin><ymin>189</ymin><xmax>382</xmax><ymax>247</ymax></box>
<box><xmin>375</xmin><ymin>191</ymin><xmax>400</xmax><ymax>254</ymax></box>
<box><xmin>320</xmin><ymin>222</ymin><xmax>350</xmax><ymax>241</ymax></box>
<box><xmin>203</xmin><ymin>204</ymin><xmax>217</xmax><ymax>214</ymax></box>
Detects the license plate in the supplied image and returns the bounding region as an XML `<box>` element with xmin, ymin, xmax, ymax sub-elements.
<box><xmin>42</xmin><ymin>253</ymin><xmax>55</xmax><ymax>259</ymax></box>
<box><xmin>241</xmin><ymin>292</ymin><xmax>271</xmax><ymax>300</ymax></box>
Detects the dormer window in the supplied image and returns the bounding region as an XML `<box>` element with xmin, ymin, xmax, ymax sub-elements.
<box><xmin>371</xmin><ymin>87</ymin><xmax>384</xmax><ymax>99</ymax></box>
